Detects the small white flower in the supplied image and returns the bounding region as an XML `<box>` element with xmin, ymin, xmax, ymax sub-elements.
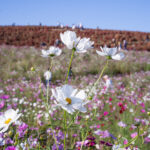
<box><xmin>0</xmin><ymin>90</ymin><xmax>3</xmax><ymax>94</ymax></box>
<box><xmin>41</xmin><ymin>46</ymin><xmax>62</xmax><ymax>58</ymax></box>
<box><xmin>60</xmin><ymin>31</ymin><xmax>80</xmax><ymax>49</ymax></box>
<box><xmin>76</xmin><ymin>38</ymin><xmax>94</xmax><ymax>53</ymax></box>
<box><xmin>0</xmin><ymin>109</ymin><xmax>21</xmax><ymax>133</ymax></box>
<box><xmin>103</xmin><ymin>75</ymin><xmax>113</xmax><ymax>92</ymax></box>
<box><xmin>96</xmin><ymin>46</ymin><xmax>125</xmax><ymax>60</ymax></box>
<box><xmin>94</xmin><ymin>129</ymin><xmax>101</xmax><ymax>135</ymax></box>
<box><xmin>112</xmin><ymin>144</ymin><xmax>123</xmax><ymax>150</ymax></box>
<box><xmin>51</xmin><ymin>84</ymin><xmax>88</xmax><ymax>114</ymax></box>
<box><xmin>85</xmin><ymin>115</ymin><xmax>90</xmax><ymax>119</ymax></box>
<box><xmin>129</xmin><ymin>109</ymin><xmax>134</xmax><ymax>113</ymax></box>
<box><xmin>60</xmin><ymin>30</ymin><xmax>94</xmax><ymax>53</ymax></box>
<box><xmin>41</xmin><ymin>50</ymin><xmax>49</xmax><ymax>58</ymax></box>
<box><xmin>45</xmin><ymin>113</ymin><xmax>49</xmax><ymax>119</ymax></box>
<box><xmin>44</xmin><ymin>71</ymin><xmax>52</xmax><ymax>81</ymax></box>
<box><xmin>95</xmin><ymin>144</ymin><xmax>100</xmax><ymax>149</ymax></box>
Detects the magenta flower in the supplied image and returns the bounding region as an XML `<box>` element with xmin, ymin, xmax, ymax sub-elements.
<box><xmin>144</xmin><ymin>137</ymin><xmax>150</xmax><ymax>143</ymax></box>
<box><xmin>103</xmin><ymin>111</ymin><xmax>109</xmax><ymax>116</ymax></box>
<box><xmin>140</xmin><ymin>109</ymin><xmax>146</xmax><ymax>113</ymax></box>
<box><xmin>0</xmin><ymin>95</ymin><xmax>10</xmax><ymax>99</ymax></box>
<box><xmin>124</xmin><ymin>139</ymin><xmax>128</xmax><ymax>145</ymax></box>
<box><xmin>5</xmin><ymin>146</ymin><xmax>17</xmax><ymax>150</ymax></box>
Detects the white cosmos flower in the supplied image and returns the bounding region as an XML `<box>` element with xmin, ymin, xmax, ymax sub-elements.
<box><xmin>41</xmin><ymin>46</ymin><xmax>62</xmax><ymax>58</ymax></box>
<box><xmin>60</xmin><ymin>31</ymin><xmax>80</xmax><ymax>50</ymax></box>
<box><xmin>0</xmin><ymin>109</ymin><xmax>21</xmax><ymax>133</ymax></box>
<box><xmin>51</xmin><ymin>84</ymin><xmax>88</xmax><ymax>114</ymax></box>
<box><xmin>60</xmin><ymin>30</ymin><xmax>93</xmax><ymax>53</ymax></box>
<box><xmin>96</xmin><ymin>46</ymin><xmax>125</xmax><ymax>60</ymax></box>
<box><xmin>76</xmin><ymin>38</ymin><xmax>94</xmax><ymax>53</ymax></box>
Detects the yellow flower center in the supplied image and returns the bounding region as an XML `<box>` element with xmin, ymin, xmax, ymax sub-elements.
<box><xmin>66</xmin><ymin>98</ymin><xmax>72</xmax><ymax>104</ymax></box>
<box><xmin>5</xmin><ymin>118</ymin><xmax>12</xmax><ymax>124</ymax></box>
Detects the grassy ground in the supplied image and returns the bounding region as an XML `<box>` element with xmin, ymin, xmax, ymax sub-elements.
<box><xmin>0</xmin><ymin>45</ymin><xmax>150</xmax><ymax>82</ymax></box>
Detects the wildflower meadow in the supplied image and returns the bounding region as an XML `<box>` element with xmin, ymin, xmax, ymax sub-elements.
<box><xmin>0</xmin><ymin>30</ymin><xmax>150</xmax><ymax>150</ymax></box>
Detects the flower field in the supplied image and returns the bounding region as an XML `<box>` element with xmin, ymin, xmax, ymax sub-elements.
<box><xmin>0</xmin><ymin>30</ymin><xmax>150</xmax><ymax>150</ymax></box>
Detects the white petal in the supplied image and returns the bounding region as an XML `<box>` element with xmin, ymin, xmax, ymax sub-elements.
<box><xmin>47</xmin><ymin>46</ymin><xmax>62</xmax><ymax>56</ymax></box>
<box><xmin>0</xmin><ymin>116</ymin><xmax>5</xmax><ymax>127</ymax></box>
<box><xmin>96</xmin><ymin>50</ymin><xmax>107</xmax><ymax>56</ymax></box>
<box><xmin>41</xmin><ymin>50</ymin><xmax>49</xmax><ymax>57</ymax></box>
<box><xmin>71</xmin><ymin>89</ymin><xmax>78</xmax><ymax>97</ymax></box>
<box><xmin>60</xmin><ymin>33</ymin><xmax>65</xmax><ymax>45</ymax></box>
<box><xmin>71</xmin><ymin>97</ymin><xmax>82</xmax><ymax>106</ymax></box>
<box><xmin>79</xmin><ymin>106</ymin><xmax>87</xmax><ymax>113</ymax></box>
<box><xmin>75</xmin><ymin>90</ymin><xmax>86</xmax><ymax>100</ymax></box>
<box><xmin>100</xmin><ymin>46</ymin><xmax>105</xmax><ymax>52</ymax></box>
<box><xmin>13</xmin><ymin>113</ymin><xmax>21</xmax><ymax>123</ymax></box>
<box><xmin>76</xmin><ymin>38</ymin><xmax>93</xmax><ymax>53</ymax></box>
<box><xmin>0</xmin><ymin>125</ymin><xmax>9</xmax><ymax>133</ymax></box>
<box><xmin>51</xmin><ymin>89</ymin><xmax>57</xmax><ymax>98</ymax></box>
<box><xmin>55</xmin><ymin>48</ymin><xmax>62</xmax><ymax>56</ymax></box>
<box><xmin>60</xmin><ymin>31</ymin><xmax>78</xmax><ymax>49</ymax></box>
<box><xmin>108</xmin><ymin>47</ymin><xmax>117</xmax><ymax>56</ymax></box>
<box><xmin>75</xmin><ymin>37</ymin><xmax>81</xmax><ymax>46</ymax></box>
<box><xmin>4</xmin><ymin>109</ymin><xmax>16</xmax><ymax>119</ymax></box>
<box><xmin>112</xmin><ymin>52</ymin><xmax>125</xmax><ymax>60</ymax></box>
<box><xmin>76</xmin><ymin>49</ymin><xmax>87</xmax><ymax>53</ymax></box>
<box><xmin>67</xmin><ymin>43</ymin><xmax>74</xmax><ymax>49</ymax></box>
<box><xmin>61</xmin><ymin>84</ymin><xmax>74</xmax><ymax>98</ymax></box>
<box><xmin>61</xmin><ymin>105</ymin><xmax>74</xmax><ymax>114</ymax></box>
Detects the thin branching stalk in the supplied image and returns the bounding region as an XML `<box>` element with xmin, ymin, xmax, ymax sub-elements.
<box><xmin>87</xmin><ymin>59</ymin><xmax>109</xmax><ymax>99</ymax></box>
<box><xmin>40</xmin><ymin>77</ymin><xmax>59</xmax><ymax>150</ymax></box>
<box><xmin>65</xmin><ymin>48</ymin><xmax>75</xmax><ymax>84</ymax></box>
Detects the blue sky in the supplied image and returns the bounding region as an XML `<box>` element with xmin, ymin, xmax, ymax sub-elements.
<box><xmin>0</xmin><ymin>0</ymin><xmax>150</xmax><ymax>32</ymax></box>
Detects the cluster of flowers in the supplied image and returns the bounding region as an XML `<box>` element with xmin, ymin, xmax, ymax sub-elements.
<box><xmin>41</xmin><ymin>30</ymin><xmax>125</xmax><ymax>114</ymax></box>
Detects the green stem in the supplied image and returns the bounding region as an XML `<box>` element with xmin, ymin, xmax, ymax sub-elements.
<box><xmin>65</xmin><ymin>48</ymin><xmax>75</xmax><ymax>84</ymax></box>
<box><xmin>67</xmin><ymin>111</ymin><xmax>79</xmax><ymax>129</ymax></box>
<box><xmin>48</xmin><ymin>56</ymin><xmax>51</xmax><ymax>69</ymax></box>
<box><xmin>64</xmin><ymin>48</ymin><xmax>75</xmax><ymax>149</ymax></box>
<box><xmin>80</xmin><ymin>123</ymin><xmax>89</xmax><ymax>150</ymax></box>
<box><xmin>50</xmin><ymin>58</ymin><xmax>53</xmax><ymax>70</ymax></box>
<box><xmin>87</xmin><ymin>59</ymin><xmax>109</xmax><ymax>99</ymax></box>
<box><xmin>47</xmin><ymin>83</ymin><xmax>49</xmax><ymax>105</ymax></box>
<box><xmin>123</xmin><ymin>125</ymin><xmax>149</xmax><ymax>148</ymax></box>
<box><xmin>64</xmin><ymin>110</ymin><xmax>67</xmax><ymax>150</ymax></box>
<box><xmin>94</xmin><ymin>60</ymin><xmax>109</xmax><ymax>87</ymax></box>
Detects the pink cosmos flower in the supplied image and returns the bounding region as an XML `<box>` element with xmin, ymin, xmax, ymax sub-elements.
<box><xmin>141</xmin><ymin>109</ymin><xmax>146</xmax><ymax>113</ymax></box>
<box><xmin>118</xmin><ymin>121</ymin><xmax>126</xmax><ymax>128</ymax></box>
<box><xmin>131</xmin><ymin>132</ymin><xmax>138</xmax><ymax>138</ymax></box>
<box><xmin>144</xmin><ymin>137</ymin><xmax>150</xmax><ymax>143</ymax></box>
<box><xmin>5</xmin><ymin>146</ymin><xmax>17</xmax><ymax>150</ymax></box>
<box><xmin>0</xmin><ymin>100</ymin><xmax>5</xmax><ymax>109</ymax></box>
<box><xmin>103</xmin><ymin>111</ymin><xmax>109</xmax><ymax>116</ymax></box>
<box><xmin>123</xmin><ymin>139</ymin><xmax>128</xmax><ymax>145</ymax></box>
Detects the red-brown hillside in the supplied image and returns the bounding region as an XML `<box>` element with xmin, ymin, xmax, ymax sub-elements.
<box><xmin>0</xmin><ymin>26</ymin><xmax>150</xmax><ymax>51</ymax></box>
